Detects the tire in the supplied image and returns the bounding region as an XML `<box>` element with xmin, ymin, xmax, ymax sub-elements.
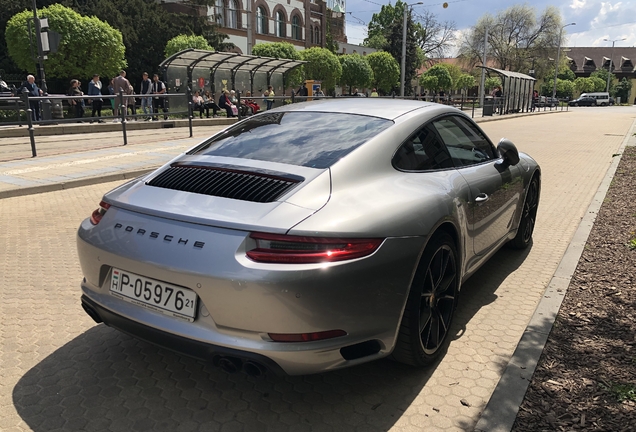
<box><xmin>509</xmin><ymin>176</ymin><xmax>540</xmax><ymax>249</ymax></box>
<box><xmin>574</xmin><ymin>102</ymin><xmax>579</xmax><ymax>107</ymax></box>
<box><xmin>600</xmin><ymin>102</ymin><xmax>607</xmax><ymax>106</ymax></box>
<box><xmin>392</xmin><ymin>232</ymin><xmax>459</xmax><ymax>366</ymax></box>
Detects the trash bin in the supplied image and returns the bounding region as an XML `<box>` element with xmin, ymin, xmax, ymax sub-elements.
<box><xmin>51</xmin><ymin>100</ymin><xmax>64</xmax><ymax>119</ymax></box>
<box><xmin>483</xmin><ymin>98</ymin><xmax>494</xmax><ymax>116</ymax></box>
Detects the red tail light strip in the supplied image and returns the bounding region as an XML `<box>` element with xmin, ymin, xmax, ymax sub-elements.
<box><xmin>246</xmin><ymin>232</ymin><xmax>383</xmax><ymax>264</ymax></box>
<box><xmin>90</xmin><ymin>201</ymin><xmax>111</xmax><ymax>225</ymax></box>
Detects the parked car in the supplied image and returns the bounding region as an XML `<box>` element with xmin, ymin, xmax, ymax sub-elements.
<box><xmin>569</xmin><ymin>96</ymin><xmax>596</xmax><ymax>106</ymax></box>
<box><xmin>77</xmin><ymin>99</ymin><xmax>541</xmax><ymax>376</ymax></box>
<box><xmin>536</xmin><ymin>96</ymin><xmax>558</xmax><ymax>107</ymax></box>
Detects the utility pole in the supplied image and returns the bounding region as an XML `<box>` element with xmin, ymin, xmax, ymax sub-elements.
<box><xmin>246</xmin><ymin>0</ymin><xmax>253</xmax><ymax>55</ymax></box>
<box><xmin>604</xmin><ymin>38</ymin><xmax>626</xmax><ymax>92</ymax></box>
<box><xmin>400</xmin><ymin>2</ymin><xmax>422</xmax><ymax>97</ymax></box>
<box><xmin>479</xmin><ymin>26</ymin><xmax>488</xmax><ymax>107</ymax></box>
<box><xmin>31</xmin><ymin>0</ymin><xmax>47</xmax><ymax>95</ymax></box>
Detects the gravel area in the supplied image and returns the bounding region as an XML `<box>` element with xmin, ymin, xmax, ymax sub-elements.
<box><xmin>512</xmin><ymin>146</ymin><xmax>636</xmax><ymax>431</ymax></box>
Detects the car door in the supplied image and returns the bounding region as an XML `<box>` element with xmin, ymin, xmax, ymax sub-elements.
<box><xmin>431</xmin><ymin>115</ymin><xmax>523</xmax><ymax>256</ymax></box>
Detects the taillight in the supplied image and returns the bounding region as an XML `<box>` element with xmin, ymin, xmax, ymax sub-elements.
<box><xmin>246</xmin><ymin>232</ymin><xmax>383</xmax><ymax>264</ymax></box>
<box><xmin>90</xmin><ymin>201</ymin><xmax>111</xmax><ymax>225</ymax></box>
<box><xmin>268</xmin><ymin>330</ymin><xmax>347</xmax><ymax>342</ymax></box>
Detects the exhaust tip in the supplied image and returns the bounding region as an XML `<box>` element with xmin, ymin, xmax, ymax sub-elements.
<box><xmin>243</xmin><ymin>361</ymin><xmax>266</xmax><ymax>377</ymax></box>
<box><xmin>218</xmin><ymin>356</ymin><xmax>242</xmax><ymax>374</ymax></box>
<box><xmin>81</xmin><ymin>302</ymin><xmax>103</xmax><ymax>324</ymax></box>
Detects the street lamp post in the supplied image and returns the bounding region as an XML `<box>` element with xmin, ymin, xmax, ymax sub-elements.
<box><xmin>552</xmin><ymin>22</ymin><xmax>575</xmax><ymax>101</ymax></box>
<box><xmin>604</xmin><ymin>38</ymin><xmax>626</xmax><ymax>92</ymax></box>
<box><xmin>400</xmin><ymin>2</ymin><xmax>422</xmax><ymax>97</ymax></box>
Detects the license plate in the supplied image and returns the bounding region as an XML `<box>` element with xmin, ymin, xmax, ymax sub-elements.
<box><xmin>110</xmin><ymin>268</ymin><xmax>197</xmax><ymax>322</ymax></box>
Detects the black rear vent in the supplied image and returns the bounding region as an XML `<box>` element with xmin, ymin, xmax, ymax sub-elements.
<box><xmin>146</xmin><ymin>165</ymin><xmax>302</xmax><ymax>203</ymax></box>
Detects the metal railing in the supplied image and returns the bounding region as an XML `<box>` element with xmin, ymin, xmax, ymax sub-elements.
<box><xmin>1</xmin><ymin>89</ymin><xmax>194</xmax><ymax>157</ymax></box>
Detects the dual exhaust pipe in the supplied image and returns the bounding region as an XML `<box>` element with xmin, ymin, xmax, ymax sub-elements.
<box><xmin>214</xmin><ymin>356</ymin><xmax>267</xmax><ymax>377</ymax></box>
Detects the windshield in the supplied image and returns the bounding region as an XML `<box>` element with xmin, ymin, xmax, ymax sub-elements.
<box><xmin>189</xmin><ymin>111</ymin><xmax>393</xmax><ymax>169</ymax></box>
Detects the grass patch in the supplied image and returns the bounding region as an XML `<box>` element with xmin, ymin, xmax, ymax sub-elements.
<box><xmin>600</xmin><ymin>381</ymin><xmax>636</xmax><ymax>403</ymax></box>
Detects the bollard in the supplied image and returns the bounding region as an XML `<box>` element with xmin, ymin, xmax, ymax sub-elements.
<box><xmin>472</xmin><ymin>97</ymin><xmax>475</xmax><ymax>118</ymax></box>
<box><xmin>21</xmin><ymin>93</ymin><xmax>37</xmax><ymax>157</ymax></box>
<box><xmin>119</xmin><ymin>88</ymin><xmax>128</xmax><ymax>146</ymax></box>
<box><xmin>186</xmin><ymin>87</ymin><xmax>193</xmax><ymax>137</ymax></box>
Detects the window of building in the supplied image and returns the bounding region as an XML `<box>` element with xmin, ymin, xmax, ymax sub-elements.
<box><xmin>314</xmin><ymin>27</ymin><xmax>320</xmax><ymax>45</ymax></box>
<box><xmin>292</xmin><ymin>15</ymin><xmax>301</xmax><ymax>40</ymax></box>
<box><xmin>215</xmin><ymin>0</ymin><xmax>224</xmax><ymax>26</ymax></box>
<box><xmin>310</xmin><ymin>26</ymin><xmax>313</xmax><ymax>44</ymax></box>
<box><xmin>227</xmin><ymin>0</ymin><xmax>238</xmax><ymax>29</ymax></box>
<box><xmin>276</xmin><ymin>11</ymin><xmax>285</xmax><ymax>37</ymax></box>
<box><xmin>256</xmin><ymin>6</ymin><xmax>267</xmax><ymax>34</ymax></box>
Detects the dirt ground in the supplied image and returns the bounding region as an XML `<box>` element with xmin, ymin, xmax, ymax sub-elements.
<box><xmin>512</xmin><ymin>146</ymin><xmax>636</xmax><ymax>431</ymax></box>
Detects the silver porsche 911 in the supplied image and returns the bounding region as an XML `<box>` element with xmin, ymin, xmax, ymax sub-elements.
<box><xmin>77</xmin><ymin>99</ymin><xmax>540</xmax><ymax>376</ymax></box>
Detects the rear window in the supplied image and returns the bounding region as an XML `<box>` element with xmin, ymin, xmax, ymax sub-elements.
<box><xmin>188</xmin><ymin>111</ymin><xmax>393</xmax><ymax>168</ymax></box>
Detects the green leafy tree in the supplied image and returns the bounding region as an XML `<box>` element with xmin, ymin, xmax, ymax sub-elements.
<box><xmin>615</xmin><ymin>77</ymin><xmax>631</xmax><ymax>103</ymax></box>
<box><xmin>364</xmin><ymin>34</ymin><xmax>388</xmax><ymax>50</ymax></box>
<box><xmin>419</xmin><ymin>75</ymin><xmax>438</xmax><ymax>93</ymax></box>
<box><xmin>5</xmin><ymin>4</ymin><xmax>126</xmax><ymax>78</ymax></box>
<box><xmin>555</xmin><ymin>78</ymin><xmax>574</xmax><ymax>98</ymax></box>
<box><xmin>590</xmin><ymin>69</ymin><xmax>615</xmax><ymax>93</ymax></box>
<box><xmin>366</xmin><ymin>51</ymin><xmax>400</xmax><ymax>94</ymax></box>
<box><xmin>385</xmin><ymin>11</ymin><xmax>420</xmax><ymax>95</ymax></box>
<box><xmin>456</xmin><ymin>73</ymin><xmax>476</xmax><ymax>94</ymax></box>
<box><xmin>339</xmin><ymin>54</ymin><xmax>373</xmax><ymax>94</ymax></box>
<box><xmin>165</xmin><ymin>34</ymin><xmax>212</xmax><ymax>58</ymax></box>
<box><xmin>574</xmin><ymin>77</ymin><xmax>595</xmax><ymax>94</ymax></box>
<box><xmin>300</xmin><ymin>47</ymin><xmax>342</xmax><ymax>92</ymax></box>
<box><xmin>252</xmin><ymin>42</ymin><xmax>303</xmax><ymax>87</ymax></box>
<box><xmin>432</xmin><ymin>63</ymin><xmax>462</xmax><ymax>89</ymax></box>
<box><xmin>421</xmin><ymin>64</ymin><xmax>452</xmax><ymax>91</ymax></box>
<box><xmin>485</xmin><ymin>76</ymin><xmax>502</xmax><ymax>92</ymax></box>
<box><xmin>590</xmin><ymin>76</ymin><xmax>607</xmax><ymax>92</ymax></box>
<box><xmin>325</xmin><ymin>12</ymin><xmax>338</xmax><ymax>54</ymax></box>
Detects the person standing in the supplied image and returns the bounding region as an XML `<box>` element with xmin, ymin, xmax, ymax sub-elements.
<box><xmin>112</xmin><ymin>70</ymin><xmax>131</xmax><ymax>121</ymax></box>
<box><xmin>151</xmin><ymin>74</ymin><xmax>167</xmax><ymax>121</ymax></box>
<box><xmin>18</xmin><ymin>74</ymin><xmax>43</xmax><ymax>121</ymax></box>
<box><xmin>67</xmin><ymin>79</ymin><xmax>84</xmax><ymax>119</ymax></box>
<box><xmin>266</xmin><ymin>85</ymin><xmax>275</xmax><ymax>110</ymax></box>
<box><xmin>87</xmin><ymin>74</ymin><xmax>104</xmax><ymax>122</ymax></box>
<box><xmin>139</xmin><ymin>72</ymin><xmax>152</xmax><ymax>120</ymax></box>
<box><xmin>370</xmin><ymin>88</ymin><xmax>379</xmax><ymax>97</ymax></box>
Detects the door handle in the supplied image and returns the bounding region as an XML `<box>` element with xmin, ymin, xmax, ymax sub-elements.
<box><xmin>475</xmin><ymin>193</ymin><xmax>489</xmax><ymax>203</ymax></box>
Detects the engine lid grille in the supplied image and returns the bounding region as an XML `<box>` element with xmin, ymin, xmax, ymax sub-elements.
<box><xmin>146</xmin><ymin>164</ymin><xmax>302</xmax><ymax>203</ymax></box>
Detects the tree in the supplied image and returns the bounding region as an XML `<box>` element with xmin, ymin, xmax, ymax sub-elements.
<box><xmin>365</xmin><ymin>1</ymin><xmax>456</xmax><ymax>58</ymax></box>
<box><xmin>339</xmin><ymin>54</ymin><xmax>373</xmax><ymax>94</ymax></box>
<box><xmin>589</xmin><ymin>76</ymin><xmax>607</xmax><ymax>92</ymax></box>
<box><xmin>590</xmin><ymin>69</ymin><xmax>615</xmax><ymax>94</ymax></box>
<box><xmin>555</xmin><ymin>78</ymin><xmax>574</xmax><ymax>98</ymax></box>
<box><xmin>419</xmin><ymin>75</ymin><xmax>438</xmax><ymax>93</ymax></box>
<box><xmin>366</xmin><ymin>51</ymin><xmax>400</xmax><ymax>94</ymax></box>
<box><xmin>165</xmin><ymin>34</ymin><xmax>212</xmax><ymax>58</ymax></box>
<box><xmin>385</xmin><ymin>10</ymin><xmax>420</xmax><ymax>95</ymax></box>
<box><xmin>325</xmin><ymin>11</ymin><xmax>338</xmax><ymax>54</ymax></box>
<box><xmin>431</xmin><ymin>63</ymin><xmax>462</xmax><ymax>89</ymax></box>
<box><xmin>300</xmin><ymin>47</ymin><xmax>342</xmax><ymax>92</ymax></box>
<box><xmin>574</xmin><ymin>77</ymin><xmax>595</xmax><ymax>94</ymax></box>
<box><xmin>459</xmin><ymin>5</ymin><xmax>562</xmax><ymax>77</ymax></box>
<box><xmin>421</xmin><ymin>64</ymin><xmax>452</xmax><ymax>91</ymax></box>
<box><xmin>615</xmin><ymin>78</ymin><xmax>631</xmax><ymax>103</ymax></box>
<box><xmin>252</xmin><ymin>42</ymin><xmax>303</xmax><ymax>87</ymax></box>
<box><xmin>485</xmin><ymin>76</ymin><xmax>501</xmax><ymax>92</ymax></box>
<box><xmin>456</xmin><ymin>74</ymin><xmax>476</xmax><ymax>94</ymax></box>
<box><xmin>5</xmin><ymin>4</ymin><xmax>126</xmax><ymax>79</ymax></box>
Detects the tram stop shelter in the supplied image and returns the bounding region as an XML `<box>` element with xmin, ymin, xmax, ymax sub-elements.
<box><xmin>159</xmin><ymin>49</ymin><xmax>307</xmax><ymax>99</ymax></box>
<box><xmin>479</xmin><ymin>66</ymin><xmax>536</xmax><ymax>114</ymax></box>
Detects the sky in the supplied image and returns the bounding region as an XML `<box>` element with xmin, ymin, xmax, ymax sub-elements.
<box><xmin>343</xmin><ymin>0</ymin><xmax>636</xmax><ymax>55</ymax></box>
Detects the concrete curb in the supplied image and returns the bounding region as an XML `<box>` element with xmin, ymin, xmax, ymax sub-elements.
<box><xmin>473</xmin><ymin>115</ymin><xmax>636</xmax><ymax>432</ymax></box>
<box><xmin>0</xmin><ymin>168</ymin><xmax>154</xmax><ymax>200</ymax></box>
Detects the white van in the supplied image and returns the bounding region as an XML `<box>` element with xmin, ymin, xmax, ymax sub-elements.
<box><xmin>580</xmin><ymin>92</ymin><xmax>611</xmax><ymax>106</ymax></box>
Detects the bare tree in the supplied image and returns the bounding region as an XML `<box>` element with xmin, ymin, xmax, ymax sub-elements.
<box><xmin>458</xmin><ymin>5</ymin><xmax>562</xmax><ymax>78</ymax></box>
<box><xmin>413</xmin><ymin>10</ymin><xmax>457</xmax><ymax>58</ymax></box>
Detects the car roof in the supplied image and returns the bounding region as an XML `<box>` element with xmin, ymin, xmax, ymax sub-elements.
<box><xmin>271</xmin><ymin>98</ymin><xmax>441</xmax><ymax>120</ymax></box>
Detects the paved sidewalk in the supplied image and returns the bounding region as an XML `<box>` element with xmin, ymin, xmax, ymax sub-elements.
<box><xmin>1</xmin><ymin>107</ymin><xmax>632</xmax><ymax>432</ymax></box>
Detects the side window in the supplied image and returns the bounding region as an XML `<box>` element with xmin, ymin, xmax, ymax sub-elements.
<box><xmin>393</xmin><ymin>125</ymin><xmax>453</xmax><ymax>171</ymax></box>
<box><xmin>432</xmin><ymin>116</ymin><xmax>495</xmax><ymax>167</ymax></box>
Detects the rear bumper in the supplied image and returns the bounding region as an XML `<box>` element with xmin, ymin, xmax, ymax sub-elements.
<box><xmin>81</xmin><ymin>295</ymin><xmax>287</xmax><ymax>375</ymax></box>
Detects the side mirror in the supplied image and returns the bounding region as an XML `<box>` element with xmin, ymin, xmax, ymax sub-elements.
<box><xmin>497</xmin><ymin>138</ymin><xmax>520</xmax><ymax>166</ymax></box>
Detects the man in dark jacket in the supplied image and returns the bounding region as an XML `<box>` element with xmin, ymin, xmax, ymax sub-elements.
<box><xmin>18</xmin><ymin>74</ymin><xmax>43</xmax><ymax>121</ymax></box>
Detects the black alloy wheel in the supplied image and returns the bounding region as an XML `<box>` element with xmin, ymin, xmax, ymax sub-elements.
<box><xmin>392</xmin><ymin>232</ymin><xmax>459</xmax><ymax>366</ymax></box>
<box><xmin>419</xmin><ymin>242</ymin><xmax>458</xmax><ymax>355</ymax></box>
<box><xmin>510</xmin><ymin>176</ymin><xmax>540</xmax><ymax>249</ymax></box>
